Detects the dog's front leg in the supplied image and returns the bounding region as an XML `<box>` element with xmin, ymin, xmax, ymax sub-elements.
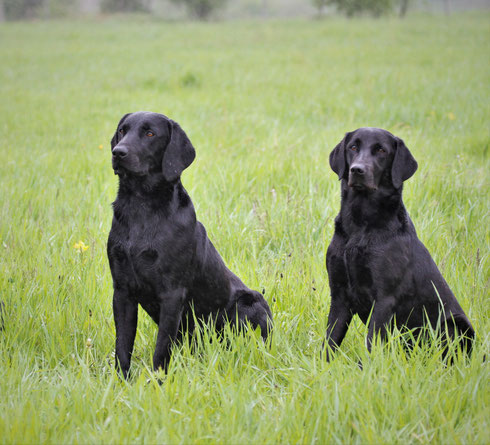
<box><xmin>323</xmin><ymin>298</ymin><xmax>353</xmax><ymax>361</ymax></box>
<box><xmin>113</xmin><ymin>290</ymin><xmax>138</xmax><ymax>379</ymax></box>
<box><xmin>153</xmin><ymin>288</ymin><xmax>186</xmax><ymax>373</ymax></box>
<box><xmin>366</xmin><ymin>297</ymin><xmax>395</xmax><ymax>353</ymax></box>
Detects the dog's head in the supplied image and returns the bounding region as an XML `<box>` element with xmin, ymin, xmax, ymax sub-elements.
<box><xmin>110</xmin><ymin>111</ymin><xmax>196</xmax><ymax>182</ymax></box>
<box><xmin>329</xmin><ymin>127</ymin><xmax>418</xmax><ymax>191</ymax></box>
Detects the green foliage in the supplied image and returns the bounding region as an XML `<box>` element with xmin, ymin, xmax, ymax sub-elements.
<box><xmin>4</xmin><ymin>0</ymin><xmax>43</xmax><ymax>19</ymax></box>
<box><xmin>101</xmin><ymin>0</ymin><xmax>149</xmax><ymax>13</ymax></box>
<box><xmin>0</xmin><ymin>15</ymin><xmax>489</xmax><ymax>443</ymax></box>
<box><xmin>331</xmin><ymin>0</ymin><xmax>394</xmax><ymax>17</ymax></box>
<box><xmin>3</xmin><ymin>0</ymin><xmax>76</xmax><ymax>19</ymax></box>
<box><xmin>169</xmin><ymin>0</ymin><xmax>229</xmax><ymax>19</ymax></box>
<box><xmin>312</xmin><ymin>0</ymin><xmax>402</xmax><ymax>18</ymax></box>
<box><xmin>399</xmin><ymin>0</ymin><xmax>411</xmax><ymax>17</ymax></box>
<box><xmin>312</xmin><ymin>0</ymin><xmax>330</xmax><ymax>15</ymax></box>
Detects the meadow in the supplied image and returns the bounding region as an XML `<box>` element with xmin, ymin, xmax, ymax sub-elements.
<box><xmin>0</xmin><ymin>13</ymin><xmax>489</xmax><ymax>444</ymax></box>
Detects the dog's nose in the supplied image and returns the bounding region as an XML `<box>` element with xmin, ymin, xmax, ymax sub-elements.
<box><xmin>350</xmin><ymin>165</ymin><xmax>365</xmax><ymax>175</ymax></box>
<box><xmin>112</xmin><ymin>146</ymin><xmax>128</xmax><ymax>159</ymax></box>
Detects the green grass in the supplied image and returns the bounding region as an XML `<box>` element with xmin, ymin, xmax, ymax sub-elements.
<box><xmin>0</xmin><ymin>13</ymin><xmax>489</xmax><ymax>444</ymax></box>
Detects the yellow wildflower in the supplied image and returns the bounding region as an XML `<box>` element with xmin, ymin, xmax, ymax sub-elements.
<box><xmin>98</xmin><ymin>144</ymin><xmax>103</xmax><ymax>150</ymax></box>
<box><xmin>73</xmin><ymin>240</ymin><xmax>89</xmax><ymax>252</ymax></box>
<box><xmin>448</xmin><ymin>112</ymin><xmax>456</xmax><ymax>120</ymax></box>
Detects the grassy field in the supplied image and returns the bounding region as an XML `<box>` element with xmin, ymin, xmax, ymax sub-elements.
<box><xmin>0</xmin><ymin>13</ymin><xmax>489</xmax><ymax>444</ymax></box>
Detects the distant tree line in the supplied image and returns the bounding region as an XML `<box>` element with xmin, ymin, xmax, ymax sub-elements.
<box><xmin>1</xmin><ymin>0</ymin><xmax>152</xmax><ymax>19</ymax></box>
<box><xmin>169</xmin><ymin>0</ymin><xmax>228</xmax><ymax>19</ymax></box>
<box><xmin>0</xmin><ymin>0</ymin><xmax>483</xmax><ymax>21</ymax></box>
<box><xmin>313</xmin><ymin>0</ymin><xmax>412</xmax><ymax>17</ymax></box>
<box><xmin>1</xmin><ymin>0</ymin><xmax>76</xmax><ymax>19</ymax></box>
<box><xmin>0</xmin><ymin>0</ymin><xmax>229</xmax><ymax>20</ymax></box>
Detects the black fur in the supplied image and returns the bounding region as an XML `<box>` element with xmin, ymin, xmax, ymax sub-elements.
<box><xmin>324</xmin><ymin>127</ymin><xmax>474</xmax><ymax>360</ymax></box>
<box><xmin>108</xmin><ymin>112</ymin><xmax>272</xmax><ymax>378</ymax></box>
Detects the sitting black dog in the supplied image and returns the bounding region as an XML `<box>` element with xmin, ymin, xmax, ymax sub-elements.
<box><xmin>108</xmin><ymin>111</ymin><xmax>272</xmax><ymax>378</ymax></box>
<box><xmin>324</xmin><ymin>127</ymin><xmax>474</xmax><ymax>360</ymax></box>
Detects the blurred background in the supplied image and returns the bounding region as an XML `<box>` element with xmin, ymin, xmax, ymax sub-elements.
<box><xmin>1</xmin><ymin>0</ymin><xmax>489</xmax><ymax>21</ymax></box>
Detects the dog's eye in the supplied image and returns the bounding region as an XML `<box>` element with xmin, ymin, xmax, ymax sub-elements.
<box><xmin>377</xmin><ymin>148</ymin><xmax>386</xmax><ymax>154</ymax></box>
<box><xmin>350</xmin><ymin>145</ymin><xmax>358</xmax><ymax>151</ymax></box>
<box><xmin>146</xmin><ymin>131</ymin><xmax>155</xmax><ymax>137</ymax></box>
<box><xmin>119</xmin><ymin>129</ymin><xmax>124</xmax><ymax>135</ymax></box>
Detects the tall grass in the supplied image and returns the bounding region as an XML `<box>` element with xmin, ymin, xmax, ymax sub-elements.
<box><xmin>0</xmin><ymin>14</ymin><xmax>488</xmax><ymax>444</ymax></box>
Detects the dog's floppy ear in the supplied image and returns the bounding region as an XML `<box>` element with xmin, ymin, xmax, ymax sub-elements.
<box><xmin>391</xmin><ymin>137</ymin><xmax>418</xmax><ymax>188</ymax></box>
<box><xmin>162</xmin><ymin>119</ymin><xmax>196</xmax><ymax>182</ymax></box>
<box><xmin>329</xmin><ymin>132</ymin><xmax>351</xmax><ymax>180</ymax></box>
<box><xmin>111</xmin><ymin>113</ymin><xmax>131</xmax><ymax>149</ymax></box>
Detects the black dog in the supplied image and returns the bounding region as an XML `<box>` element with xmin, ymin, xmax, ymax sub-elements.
<box><xmin>108</xmin><ymin>111</ymin><xmax>272</xmax><ymax>378</ymax></box>
<box><xmin>324</xmin><ymin>127</ymin><xmax>474</xmax><ymax>360</ymax></box>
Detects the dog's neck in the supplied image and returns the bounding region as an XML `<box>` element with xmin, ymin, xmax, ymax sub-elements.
<box><xmin>113</xmin><ymin>172</ymin><xmax>191</xmax><ymax>221</ymax></box>
<box><xmin>117</xmin><ymin>171</ymin><xmax>178</xmax><ymax>198</ymax></box>
<box><xmin>337</xmin><ymin>179</ymin><xmax>411</xmax><ymax>236</ymax></box>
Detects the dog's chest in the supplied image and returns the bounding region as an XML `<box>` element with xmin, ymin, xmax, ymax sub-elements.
<box><xmin>111</xmin><ymin>235</ymin><xmax>161</xmax><ymax>289</ymax></box>
<box><xmin>110</xmin><ymin>209</ymin><xmax>195</xmax><ymax>291</ymax></box>
<box><xmin>111</xmin><ymin>222</ymin><xmax>168</xmax><ymax>282</ymax></box>
<box><xmin>344</xmin><ymin>245</ymin><xmax>373</xmax><ymax>285</ymax></box>
<box><xmin>342</xmin><ymin>236</ymin><xmax>378</xmax><ymax>314</ymax></box>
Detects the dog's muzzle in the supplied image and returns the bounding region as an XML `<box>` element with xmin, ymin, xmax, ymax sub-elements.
<box><xmin>112</xmin><ymin>146</ymin><xmax>128</xmax><ymax>174</ymax></box>
<box><xmin>348</xmin><ymin>164</ymin><xmax>377</xmax><ymax>191</ymax></box>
